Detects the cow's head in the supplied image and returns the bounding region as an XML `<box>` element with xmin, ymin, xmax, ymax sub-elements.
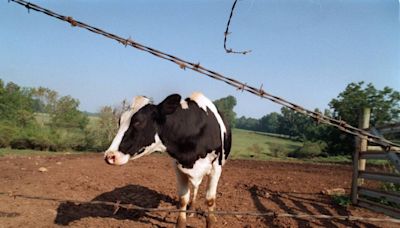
<box><xmin>104</xmin><ymin>94</ymin><xmax>181</xmax><ymax>165</ymax></box>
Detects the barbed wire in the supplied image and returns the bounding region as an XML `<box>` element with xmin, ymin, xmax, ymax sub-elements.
<box><xmin>8</xmin><ymin>0</ymin><xmax>400</xmax><ymax>149</ymax></box>
<box><xmin>2</xmin><ymin>192</ymin><xmax>400</xmax><ymax>224</ymax></box>
<box><xmin>224</xmin><ymin>0</ymin><xmax>252</xmax><ymax>54</ymax></box>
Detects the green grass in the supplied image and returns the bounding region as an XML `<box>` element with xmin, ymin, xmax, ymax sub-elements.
<box><xmin>0</xmin><ymin>148</ymin><xmax>85</xmax><ymax>157</ymax></box>
<box><xmin>230</xmin><ymin>129</ymin><xmax>356</xmax><ymax>164</ymax></box>
<box><xmin>230</xmin><ymin>128</ymin><xmax>302</xmax><ymax>160</ymax></box>
<box><xmin>303</xmin><ymin>155</ymin><xmax>351</xmax><ymax>164</ymax></box>
<box><xmin>332</xmin><ymin>195</ymin><xmax>351</xmax><ymax>207</ymax></box>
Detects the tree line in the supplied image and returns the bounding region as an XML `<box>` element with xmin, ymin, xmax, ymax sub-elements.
<box><xmin>0</xmin><ymin>79</ymin><xmax>119</xmax><ymax>151</ymax></box>
<box><xmin>1</xmin><ymin>79</ymin><xmax>399</xmax><ymax>157</ymax></box>
<box><xmin>217</xmin><ymin>82</ymin><xmax>400</xmax><ymax>157</ymax></box>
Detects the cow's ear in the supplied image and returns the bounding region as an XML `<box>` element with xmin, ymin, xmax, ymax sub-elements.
<box><xmin>157</xmin><ymin>94</ymin><xmax>181</xmax><ymax>116</ymax></box>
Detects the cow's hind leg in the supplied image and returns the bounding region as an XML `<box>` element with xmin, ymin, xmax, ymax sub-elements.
<box><xmin>175</xmin><ymin>165</ymin><xmax>190</xmax><ymax>228</ymax></box>
<box><xmin>205</xmin><ymin>163</ymin><xmax>222</xmax><ymax>228</ymax></box>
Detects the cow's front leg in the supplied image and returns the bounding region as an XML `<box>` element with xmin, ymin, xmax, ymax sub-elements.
<box><xmin>175</xmin><ymin>165</ymin><xmax>190</xmax><ymax>228</ymax></box>
<box><xmin>188</xmin><ymin>175</ymin><xmax>203</xmax><ymax>217</ymax></box>
<box><xmin>205</xmin><ymin>163</ymin><xmax>222</xmax><ymax>228</ymax></box>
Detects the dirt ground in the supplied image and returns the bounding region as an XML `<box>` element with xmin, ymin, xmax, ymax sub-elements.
<box><xmin>0</xmin><ymin>153</ymin><xmax>396</xmax><ymax>228</ymax></box>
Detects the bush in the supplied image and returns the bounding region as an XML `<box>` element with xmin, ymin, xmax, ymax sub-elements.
<box><xmin>268</xmin><ymin>143</ymin><xmax>288</xmax><ymax>157</ymax></box>
<box><xmin>84</xmin><ymin>124</ymin><xmax>111</xmax><ymax>152</ymax></box>
<box><xmin>0</xmin><ymin>121</ymin><xmax>17</xmax><ymax>148</ymax></box>
<box><xmin>52</xmin><ymin>128</ymin><xmax>88</xmax><ymax>151</ymax></box>
<box><xmin>10</xmin><ymin>125</ymin><xmax>55</xmax><ymax>151</ymax></box>
<box><xmin>10</xmin><ymin>138</ymin><xmax>33</xmax><ymax>150</ymax></box>
<box><xmin>288</xmin><ymin>140</ymin><xmax>327</xmax><ymax>158</ymax></box>
<box><xmin>247</xmin><ymin>143</ymin><xmax>263</xmax><ymax>154</ymax></box>
<box><xmin>332</xmin><ymin>195</ymin><xmax>351</xmax><ymax>207</ymax></box>
<box><xmin>30</xmin><ymin>130</ymin><xmax>55</xmax><ymax>151</ymax></box>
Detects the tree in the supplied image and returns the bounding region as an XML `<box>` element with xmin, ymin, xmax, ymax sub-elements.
<box><xmin>327</xmin><ymin>81</ymin><xmax>400</xmax><ymax>155</ymax></box>
<box><xmin>236</xmin><ymin>116</ymin><xmax>259</xmax><ymax>131</ymax></box>
<box><xmin>278</xmin><ymin>107</ymin><xmax>314</xmax><ymax>139</ymax></box>
<box><xmin>31</xmin><ymin>87</ymin><xmax>89</xmax><ymax>130</ymax></box>
<box><xmin>31</xmin><ymin>87</ymin><xmax>58</xmax><ymax>113</ymax></box>
<box><xmin>259</xmin><ymin>112</ymin><xmax>281</xmax><ymax>133</ymax></box>
<box><xmin>0</xmin><ymin>81</ymin><xmax>35</xmax><ymax>126</ymax></box>
<box><xmin>51</xmin><ymin>96</ymin><xmax>89</xmax><ymax>129</ymax></box>
<box><xmin>330</xmin><ymin>81</ymin><xmax>400</xmax><ymax>126</ymax></box>
<box><xmin>213</xmin><ymin>95</ymin><xmax>237</xmax><ymax>127</ymax></box>
<box><xmin>97</xmin><ymin>106</ymin><xmax>119</xmax><ymax>145</ymax></box>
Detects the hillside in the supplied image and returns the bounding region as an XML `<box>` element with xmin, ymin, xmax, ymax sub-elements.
<box><xmin>230</xmin><ymin>128</ymin><xmax>302</xmax><ymax>160</ymax></box>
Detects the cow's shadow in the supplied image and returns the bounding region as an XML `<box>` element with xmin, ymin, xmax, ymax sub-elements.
<box><xmin>54</xmin><ymin>184</ymin><xmax>177</xmax><ymax>225</ymax></box>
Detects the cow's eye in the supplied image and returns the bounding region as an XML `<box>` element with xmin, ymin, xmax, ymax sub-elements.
<box><xmin>133</xmin><ymin>119</ymin><xmax>146</xmax><ymax>129</ymax></box>
<box><xmin>134</xmin><ymin>120</ymin><xmax>141</xmax><ymax>127</ymax></box>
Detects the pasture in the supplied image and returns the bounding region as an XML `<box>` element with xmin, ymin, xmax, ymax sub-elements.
<box><xmin>0</xmin><ymin>152</ymin><xmax>394</xmax><ymax>227</ymax></box>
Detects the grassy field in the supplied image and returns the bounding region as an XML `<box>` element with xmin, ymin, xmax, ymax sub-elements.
<box><xmin>0</xmin><ymin>148</ymin><xmax>84</xmax><ymax>157</ymax></box>
<box><xmin>230</xmin><ymin>128</ymin><xmax>302</xmax><ymax>160</ymax></box>
<box><xmin>1</xmin><ymin>125</ymin><xmax>355</xmax><ymax>164</ymax></box>
<box><xmin>230</xmin><ymin>129</ymin><xmax>358</xmax><ymax>164</ymax></box>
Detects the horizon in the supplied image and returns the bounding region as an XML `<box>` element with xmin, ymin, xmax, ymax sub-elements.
<box><xmin>1</xmin><ymin>0</ymin><xmax>399</xmax><ymax>118</ymax></box>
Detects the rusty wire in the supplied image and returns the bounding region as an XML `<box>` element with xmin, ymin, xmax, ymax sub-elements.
<box><xmin>2</xmin><ymin>192</ymin><xmax>400</xmax><ymax>224</ymax></box>
<box><xmin>9</xmin><ymin>0</ymin><xmax>400</xmax><ymax>149</ymax></box>
<box><xmin>224</xmin><ymin>0</ymin><xmax>252</xmax><ymax>54</ymax></box>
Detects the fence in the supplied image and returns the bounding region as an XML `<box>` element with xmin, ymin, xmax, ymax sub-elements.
<box><xmin>351</xmin><ymin>108</ymin><xmax>400</xmax><ymax>218</ymax></box>
<box><xmin>2</xmin><ymin>191</ymin><xmax>400</xmax><ymax>224</ymax></box>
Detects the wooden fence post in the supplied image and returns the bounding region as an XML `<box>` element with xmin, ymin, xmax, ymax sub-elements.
<box><xmin>351</xmin><ymin>107</ymin><xmax>371</xmax><ymax>204</ymax></box>
<box><xmin>358</xmin><ymin>107</ymin><xmax>371</xmax><ymax>182</ymax></box>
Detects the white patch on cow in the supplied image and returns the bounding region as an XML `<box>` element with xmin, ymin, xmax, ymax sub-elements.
<box><xmin>206</xmin><ymin>161</ymin><xmax>222</xmax><ymax>202</ymax></box>
<box><xmin>131</xmin><ymin>96</ymin><xmax>151</xmax><ymax>113</ymax></box>
<box><xmin>180</xmin><ymin>100</ymin><xmax>189</xmax><ymax>109</ymax></box>
<box><xmin>177</xmin><ymin>152</ymin><xmax>218</xmax><ymax>187</ymax></box>
<box><xmin>104</xmin><ymin>150</ymin><xmax>130</xmax><ymax>166</ymax></box>
<box><xmin>130</xmin><ymin>134</ymin><xmax>166</xmax><ymax>161</ymax></box>
<box><xmin>106</xmin><ymin>109</ymin><xmax>135</xmax><ymax>153</ymax></box>
<box><xmin>105</xmin><ymin>96</ymin><xmax>150</xmax><ymax>155</ymax></box>
<box><xmin>190</xmin><ymin>92</ymin><xmax>209</xmax><ymax>113</ymax></box>
<box><xmin>189</xmin><ymin>92</ymin><xmax>228</xmax><ymax>164</ymax></box>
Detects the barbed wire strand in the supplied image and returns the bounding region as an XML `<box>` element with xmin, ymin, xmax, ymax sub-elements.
<box><xmin>224</xmin><ymin>0</ymin><xmax>252</xmax><ymax>54</ymax></box>
<box><xmin>9</xmin><ymin>0</ymin><xmax>400</xmax><ymax>150</ymax></box>
<box><xmin>1</xmin><ymin>192</ymin><xmax>400</xmax><ymax>224</ymax></box>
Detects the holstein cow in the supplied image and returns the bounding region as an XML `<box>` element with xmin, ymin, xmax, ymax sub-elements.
<box><xmin>104</xmin><ymin>92</ymin><xmax>231</xmax><ymax>228</ymax></box>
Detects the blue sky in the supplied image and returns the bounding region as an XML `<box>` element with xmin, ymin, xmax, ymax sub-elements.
<box><xmin>1</xmin><ymin>0</ymin><xmax>399</xmax><ymax>118</ymax></box>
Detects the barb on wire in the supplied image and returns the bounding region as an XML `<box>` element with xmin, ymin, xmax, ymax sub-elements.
<box><xmin>8</xmin><ymin>0</ymin><xmax>400</xmax><ymax>149</ymax></box>
<box><xmin>1</xmin><ymin>192</ymin><xmax>400</xmax><ymax>224</ymax></box>
<box><xmin>224</xmin><ymin>0</ymin><xmax>252</xmax><ymax>54</ymax></box>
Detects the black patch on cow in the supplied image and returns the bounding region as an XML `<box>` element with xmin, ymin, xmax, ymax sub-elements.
<box><xmin>157</xmin><ymin>99</ymin><xmax>225</xmax><ymax>168</ymax></box>
<box><xmin>220</xmin><ymin>110</ymin><xmax>232</xmax><ymax>161</ymax></box>
<box><xmin>118</xmin><ymin>105</ymin><xmax>158</xmax><ymax>156</ymax></box>
<box><xmin>157</xmin><ymin>94</ymin><xmax>181</xmax><ymax>117</ymax></box>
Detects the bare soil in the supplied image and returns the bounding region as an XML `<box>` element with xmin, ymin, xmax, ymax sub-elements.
<box><xmin>0</xmin><ymin>153</ymin><xmax>395</xmax><ymax>227</ymax></box>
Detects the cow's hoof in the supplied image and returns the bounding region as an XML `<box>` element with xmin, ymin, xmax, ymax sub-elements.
<box><xmin>206</xmin><ymin>214</ymin><xmax>217</xmax><ymax>228</ymax></box>
<box><xmin>187</xmin><ymin>203</ymin><xmax>196</xmax><ymax>217</ymax></box>
<box><xmin>176</xmin><ymin>217</ymin><xmax>186</xmax><ymax>228</ymax></box>
<box><xmin>188</xmin><ymin>206</ymin><xmax>201</xmax><ymax>218</ymax></box>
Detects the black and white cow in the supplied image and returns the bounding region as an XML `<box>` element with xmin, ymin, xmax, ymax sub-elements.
<box><xmin>104</xmin><ymin>92</ymin><xmax>231</xmax><ymax>228</ymax></box>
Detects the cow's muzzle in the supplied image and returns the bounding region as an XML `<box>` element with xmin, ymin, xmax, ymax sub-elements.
<box><xmin>104</xmin><ymin>151</ymin><xmax>130</xmax><ymax>166</ymax></box>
